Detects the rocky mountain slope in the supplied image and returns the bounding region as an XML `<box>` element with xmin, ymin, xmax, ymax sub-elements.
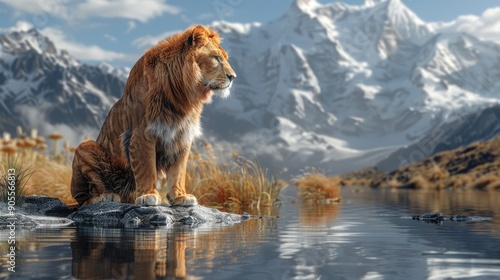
<box><xmin>377</xmin><ymin>105</ymin><xmax>500</xmax><ymax>171</ymax></box>
<box><xmin>2</xmin><ymin>0</ymin><xmax>500</xmax><ymax>174</ymax></box>
<box><xmin>341</xmin><ymin>135</ymin><xmax>500</xmax><ymax>190</ymax></box>
<box><xmin>202</xmin><ymin>0</ymin><xmax>500</xmax><ymax>174</ymax></box>
<box><xmin>0</xmin><ymin>23</ymin><xmax>125</xmax><ymax>140</ymax></box>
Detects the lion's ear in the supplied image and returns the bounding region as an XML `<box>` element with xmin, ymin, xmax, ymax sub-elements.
<box><xmin>188</xmin><ymin>26</ymin><xmax>208</xmax><ymax>48</ymax></box>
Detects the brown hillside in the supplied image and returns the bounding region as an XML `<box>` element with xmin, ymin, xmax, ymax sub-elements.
<box><xmin>341</xmin><ymin>136</ymin><xmax>500</xmax><ymax>190</ymax></box>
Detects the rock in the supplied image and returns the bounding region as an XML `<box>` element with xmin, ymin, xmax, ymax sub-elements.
<box><xmin>0</xmin><ymin>196</ymin><xmax>74</xmax><ymax>228</ymax></box>
<box><xmin>410</xmin><ymin>212</ymin><xmax>492</xmax><ymax>224</ymax></box>
<box><xmin>68</xmin><ymin>202</ymin><xmax>242</xmax><ymax>228</ymax></box>
<box><xmin>412</xmin><ymin>213</ymin><xmax>445</xmax><ymax>224</ymax></box>
<box><xmin>22</xmin><ymin>195</ymin><xmax>74</xmax><ymax>216</ymax></box>
<box><xmin>0</xmin><ymin>195</ymin><xmax>246</xmax><ymax>229</ymax></box>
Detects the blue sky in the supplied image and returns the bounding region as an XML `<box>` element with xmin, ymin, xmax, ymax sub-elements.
<box><xmin>0</xmin><ymin>0</ymin><xmax>499</xmax><ymax>67</ymax></box>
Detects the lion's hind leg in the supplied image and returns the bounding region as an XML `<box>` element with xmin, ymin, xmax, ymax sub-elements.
<box><xmin>71</xmin><ymin>139</ymin><xmax>121</xmax><ymax>206</ymax></box>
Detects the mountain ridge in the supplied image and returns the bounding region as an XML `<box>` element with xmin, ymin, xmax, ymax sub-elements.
<box><xmin>0</xmin><ymin>24</ymin><xmax>125</xmax><ymax>141</ymax></box>
<box><xmin>204</xmin><ymin>0</ymin><xmax>500</xmax><ymax>173</ymax></box>
<box><xmin>1</xmin><ymin>1</ymin><xmax>500</xmax><ymax>174</ymax></box>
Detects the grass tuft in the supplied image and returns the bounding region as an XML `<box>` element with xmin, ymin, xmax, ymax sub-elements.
<box><xmin>294</xmin><ymin>172</ymin><xmax>341</xmax><ymax>204</ymax></box>
<box><xmin>0</xmin><ymin>161</ymin><xmax>33</xmax><ymax>206</ymax></box>
<box><xmin>185</xmin><ymin>142</ymin><xmax>285</xmax><ymax>213</ymax></box>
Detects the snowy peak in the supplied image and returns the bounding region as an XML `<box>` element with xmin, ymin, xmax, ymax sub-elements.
<box><xmin>203</xmin><ymin>0</ymin><xmax>500</xmax><ymax>174</ymax></box>
<box><xmin>384</xmin><ymin>0</ymin><xmax>433</xmax><ymax>41</ymax></box>
<box><xmin>3</xmin><ymin>1</ymin><xmax>500</xmax><ymax>175</ymax></box>
<box><xmin>286</xmin><ymin>0</ymin><xmax>321</xmax><ymax>17</ymax></box>
<box><xmin>98</xmin><ymin>62</ymin><xmax>130</xmax><ymax>82</ymax></box>
<box><xmin>0</xmin><ymin>25</ymin><xmax>125</xmax><ymax>139</ymax></box>
<box><xmin>0</xmin><ymin>23</ymin><xmax>57</xmax><ymax>56</ymax></box>
<box><xmin>364</xmin><ymin>0</ymin><xmax>375</xmax><ymax>7</ymax></box>
<box><xmin>369</xmin><ymin>0</ymin><xmax>432</xmax><ymax>44</ymax></box>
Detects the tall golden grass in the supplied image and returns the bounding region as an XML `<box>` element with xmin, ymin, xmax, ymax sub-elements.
<box><xmin>0</xmin><ymin>127</ymin><xmax>284</xmax><ymax>212</ymax></box>
<box><xmin>185</xmin><ymin>142</ymin><xmax>285</xmax><ymax>213</ymax></box>
<box><xmin>294</xmin><ymin>172</ymin><xmax>341</xmax><ymax>203</ymax></box>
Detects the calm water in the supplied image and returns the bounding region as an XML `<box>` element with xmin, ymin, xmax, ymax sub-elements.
<box><xmin>1</xmin><ymin>187</ymin><xmax>500</xmax><ymax>279</ymax></box>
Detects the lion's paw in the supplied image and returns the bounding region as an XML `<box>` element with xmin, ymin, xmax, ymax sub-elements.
<box><xmin>89</xmin><ymin>193</ymin><xmax>121</xmax><ymax>205</ymax></box>
<box><xmin>168</xmin><ymin>194</ymin><xmax>198</xmax><ymax>206</ymax></box>
<box><xmin>136</xmin><ymin>193</ymin><xmax>162</xmax><ymax>206</ymax></box>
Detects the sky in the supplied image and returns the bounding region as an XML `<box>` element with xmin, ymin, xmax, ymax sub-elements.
<box><xmin>0</xmin><ymin>0</ymin><xmax>499</xmax><ymax>68</ymax></box>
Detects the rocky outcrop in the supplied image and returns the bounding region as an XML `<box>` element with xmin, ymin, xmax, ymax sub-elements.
<box><xmin>0</xmin><ymin>195</ymin><xmax>249</xmax><ymax>229</ymax></box>
<box><xmin>68</xmin><ymin>201</ymin><xmax>245</xmax><ymax>228</ymax></box>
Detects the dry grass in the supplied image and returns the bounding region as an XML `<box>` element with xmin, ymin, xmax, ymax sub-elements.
<box><xmin>0</xmin><ymin>161</ymin><xmax>32</xmax><ymax>206</ymax></box>
<box><xmin>185</xmin><ymin>142</ymin><xmax>285</xmax><ymax>213</ymax></box>
<box><xmin>293</xmin><ymin>136</ymin><xmax>500</xmax><ymax>194</ymax></box>
<box><xmin>1</xmin><ymin>127</ymin><xmax>283</xmax><ymax>212</ymax></box>
<box><xmin>295</xmin><ymin>172</ymin><xmax>341</xmax><ymax>204</ymax></box>
<box><xmin>371</xmin><ymin>137</ymin><xmax>500</xmax><ymax>190</ymax></box>
<box><xmin>403</xmin><ymin>175</ymin><xmax>429</xmax><ymax>189</ymax></box>
<box><xmin>470</xmin><ymin>175</ymin><xmax>499</xmax><ymax>190</ymax></box>
<box><xmin>25</xmin><ymin>160</ymin><xmax>76</xmax><ymax>205</ymax></box>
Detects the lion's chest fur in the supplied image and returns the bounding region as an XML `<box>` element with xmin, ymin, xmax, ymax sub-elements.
<box><xmin>146</xmin><ymin>117</ymin><xmax>202</xmax><ymax>168</ymax></box>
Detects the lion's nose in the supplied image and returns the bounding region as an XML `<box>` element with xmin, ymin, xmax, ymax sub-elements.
<box><xmin>226</xmin><ymin>73</ymin><xmax>236</xmax><ymax>82</ymax></box>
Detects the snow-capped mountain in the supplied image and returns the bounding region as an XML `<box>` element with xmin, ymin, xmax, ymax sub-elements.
<box><xmin>2</xmin><ymin>0</ymin><xmax>500</xmax><ymax>175</ymax></box>
<box><xmin>199</xmin><ymin>0</ymin><xmax>500</xmax><ymax>174</ymax></box>
<box><xmin>0</xmin><ymin>23</ymin><xmax>125</xmax><ymax>141</ymax></box>
<box><xmin>377</xmin><ymin>104</ymin><xmax>500</xmax><ymax>171</ymax></box>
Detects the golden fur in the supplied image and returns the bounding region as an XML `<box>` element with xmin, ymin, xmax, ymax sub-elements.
<box><xmin>70</xmin><ymin>25</ymin><xmax>236</xmax><ymax>206</ymax></box>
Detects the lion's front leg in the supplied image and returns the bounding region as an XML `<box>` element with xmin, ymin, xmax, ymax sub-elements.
<box><xmin>166</xmin><ymin>143</ymin><xmax>198</xmax><ymax>206</ymax></box>
<box><xmin>130</xmin><ymin>130</ymin><xmax>162</xmax><ymax>206</ymax></box>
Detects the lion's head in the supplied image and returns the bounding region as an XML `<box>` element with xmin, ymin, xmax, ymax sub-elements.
<box><xmin>144</xmin><ymin>25</ymin><xmax>236</xmax><ymax>108</ymax></box>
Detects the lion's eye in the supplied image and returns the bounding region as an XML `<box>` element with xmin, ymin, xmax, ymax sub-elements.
<box><xmin>214</xmin><ymin>56</ymin><xmax>222</xmax><ymax>63</ymax></box>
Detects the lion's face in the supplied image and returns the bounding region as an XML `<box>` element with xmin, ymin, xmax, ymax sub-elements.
<box><xmin>193</xmin><ymin>30</ymin><xmax>236</xmax><ymax>100</ymax></box>
<box><xmin>145</xmin><ymin>26</ymin><xmax>236</xmax><ymax>105</ymax></box>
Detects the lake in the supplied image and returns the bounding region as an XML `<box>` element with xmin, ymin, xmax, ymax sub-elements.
<box><xmin>1</xmin><ymin>187</ymin><xmax>500</xmax><ymax>279</ymax></box>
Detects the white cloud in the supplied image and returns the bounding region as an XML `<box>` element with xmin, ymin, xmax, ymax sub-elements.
<box><xmin>0</xmin><ymin>0</ymin><xmax>66</xmax><ymax>15</ymax></box>
<box><xmin>0</xmin><ymin>0</ymin><xmax>180</xmax><ymax>23</ymax></box>
<box><xmin>0</xmin><ymin>20</ymin><xmax>34</xmax><ymax>32</ymax></box>
<box><xmin>41</xmin><ymin>27</ymin><xmax>128</xmax><ymax>61</ymax></box>
<box><xmin>126</xmin><ymin>20</ymin><xmax>136</xmax><ymax>33</ymax></box>
<box><xmin>73</xmin><ymin>0</ymin><xmax>180</xmax><ymax>22</ymax></box>
<box><xmin>434</xmin><ymin>7</ymin><xmax>500</xmax><ymax>44</ymax></box>
<box><xmin>0</xmin><ymin>0</ymin><xmax>70</xmax><ymax>21</ymax></box>
<box><xmin>132</xmin><ymin>30</ymin><xmax>180</xmax><ymax>50</ymax></box>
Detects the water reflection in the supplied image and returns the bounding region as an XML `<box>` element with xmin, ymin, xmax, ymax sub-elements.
<box><xmin>71</xmin><ymin>218</ymin><xmax>276</xmax><ymax>279</ymax></box>
<box><xmin>2</xmin><ymin>189</ymin><xmax>500</xmax><ymax>279</ymax></box>
<box><xmin>298</xmin><ymin>202</ymin><xmax>340</xmax><ymax>227</ymax></box>
<box><xmin>277</xmin><ymin>188</ymin><xmax>500</xmax><ymax>279</ymax></box>
<box><xmin>376</xmin><ymin>189</ymin><xmax>500</xmax><ymax>235</ymax></box>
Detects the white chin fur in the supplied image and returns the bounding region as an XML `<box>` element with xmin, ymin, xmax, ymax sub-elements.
<box><xmin>214</xmin><ymin>84</ymin><xmax>232</xmax><ymax>98</ymax></box>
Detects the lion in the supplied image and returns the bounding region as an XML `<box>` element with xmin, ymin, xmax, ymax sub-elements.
<box><xmin>70</xmin><ymin>25</ymin><xmax>236</xmax><ymax>207</ymax></box>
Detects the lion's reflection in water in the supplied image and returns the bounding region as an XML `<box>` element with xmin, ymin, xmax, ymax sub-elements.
<box><xmin>70</xmin><ymin>219</ymin><xmax>271</xmax><ymax>279</ymax></box>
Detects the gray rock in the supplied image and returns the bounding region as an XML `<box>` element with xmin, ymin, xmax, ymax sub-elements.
<box><xmin>410</xmin><ymin>212</ymin><xmax>493</xmax><ymax>224</ymax></box>
<box><xmin>0</xmin><ymin>195</ymin><xmax>246</xmax><ymax>229</ymax></box>
<box><xmin>68</xmin><ymin>202</ymin><xmax>243</xmax><ymax>228</ymax></box>
<box><xmin>0</xmin><ymin>196</ymin><xmax>74</xmax><ymax>228</ymax></box>
<box><xmin>22</xmin><ymin>195</ymin><xmax>73</xmax><ymax>216</ymax></box>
